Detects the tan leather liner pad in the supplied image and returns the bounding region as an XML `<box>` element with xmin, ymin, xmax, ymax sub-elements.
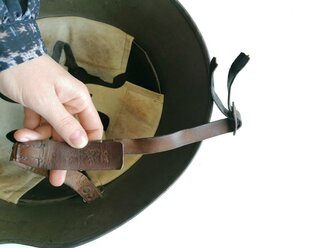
<box><xmin>85</xmin><ymin>82</ymin><xmax>163</xmax><ymax>186</ymax></box>
<box><xmin>37</xmin><ymin>16</ymin><xmax>134</xmax><ymax>81</ymax></box>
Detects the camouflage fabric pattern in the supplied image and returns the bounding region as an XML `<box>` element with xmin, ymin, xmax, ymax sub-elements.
<box><xmin>0</xmin><ymin>0</ymin><xmax>46</xmax><ymax>71</ymax></box>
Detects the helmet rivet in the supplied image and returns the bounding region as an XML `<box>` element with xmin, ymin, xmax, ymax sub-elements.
<box><xmin>82</xmin><ymin>187</ymin><xmax>91</xmax><ymax>194</ymax></box>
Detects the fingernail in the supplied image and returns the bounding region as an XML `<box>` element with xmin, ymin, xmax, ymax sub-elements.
<box><xmin>69</xmin><ymin>130</ymin><xmax>88</xmax><ymax>148</ymax></box>
<box><xmin>50</xmin><ymin>170</ymin><xmax>67</xmax><ymax>187</ymax></box>
<box><xmin>19</xmin><ymin>137</ymin><xmax>29</xmax><ymax>142</ymax></box>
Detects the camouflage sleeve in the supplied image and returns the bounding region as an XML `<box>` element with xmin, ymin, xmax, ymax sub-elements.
<box><xmin>0</xmin><ymin>0</ymin><xmax>46</xmax><ymax>71</ymax></box>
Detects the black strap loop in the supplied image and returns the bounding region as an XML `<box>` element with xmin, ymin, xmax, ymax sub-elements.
<box><xmin>227</xmin><ymin>52</ymin><xmax>250</xmax><ymax>112</ymax></box>
<box><xmin>52</xmin><ymin>40</ymin><xmax>79</xmax><ymax>68</ymax></box>
<box><xmin>210</xmin><ymin>53</ymin><xmax>249</xmax><ymax>134</ymax></box>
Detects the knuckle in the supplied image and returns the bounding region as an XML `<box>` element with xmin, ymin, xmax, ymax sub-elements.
<box><xmin>56</xmin><ymin>115</ymin><xmax>76</xmax><ymax>131</ymax></box>
<box><xmin>77</xmin><ymin>83</ymin><xmax>89</xmax><ymax>94</ymax></box>
<box><xmin>76</xmin><ymin>84</ymin><xmax>91</xmax><ymax>103</ymax></box>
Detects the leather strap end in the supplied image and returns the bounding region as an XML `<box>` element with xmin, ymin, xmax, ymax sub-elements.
<box><xmin>65</xmin><ymin>171</ymin><xmax>103</xmax><ymax>203</ymax></box>
<box><xmin>10</xmin><ymin>139</ymin><xmax>124</xmax><ymax>171</ymax></box>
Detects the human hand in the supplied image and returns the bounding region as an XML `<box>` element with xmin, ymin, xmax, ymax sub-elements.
<box><xmin>0</xmin><ymin>54</ymin><xmax>103</xmax><ymax>186</ymax></box>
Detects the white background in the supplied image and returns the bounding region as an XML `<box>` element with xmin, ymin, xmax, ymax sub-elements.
<box><xmin>3</xmin><ymin>0</ymin><xmax>330</xmax><ymax>247</ymax></box>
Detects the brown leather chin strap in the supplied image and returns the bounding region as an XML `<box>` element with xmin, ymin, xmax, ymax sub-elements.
<box><xmin>10</xmin><ymin>53</ymin><xmax>249</xmax><ymax>203</ymax></box>
<box><xmin>10</xmin><ymin>118</ymin><xmax>234</xmax><ymax>171</ymax></box>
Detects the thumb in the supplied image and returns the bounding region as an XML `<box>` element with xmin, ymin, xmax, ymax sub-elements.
<box><xmin>40</xmin><ymin>101</ymin><xmax>88</xmax><ymax>148</ymax></box>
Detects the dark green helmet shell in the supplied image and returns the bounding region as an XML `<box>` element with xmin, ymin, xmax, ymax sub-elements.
<box><xmin>0</xmin><ymin>0</ymin><xmax>212</xmax><ymax>247</ymax></box>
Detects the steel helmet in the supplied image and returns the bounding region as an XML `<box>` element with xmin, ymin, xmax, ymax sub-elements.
<box><xmin>0</xmin><ymin>0</ymin><xmax>248</xmax><ymax>247</ymax></box>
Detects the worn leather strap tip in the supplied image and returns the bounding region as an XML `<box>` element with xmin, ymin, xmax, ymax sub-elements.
<box><xmin>65</xmin><ymin>171</ymin><xmax>103</xmax><ymax>203</ymax></box>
